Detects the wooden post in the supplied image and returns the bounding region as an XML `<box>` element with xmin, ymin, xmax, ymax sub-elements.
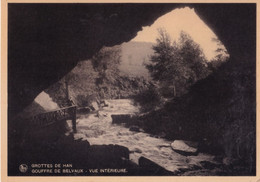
<box><xmin>71</xmin><ymin>107</ymin><xmax>77</xmax><ymax>133</ymax></box>
<box><xmin>65</xmin><ymin>79</ymin><xmax>70</xmax><ymax>104</ymax></box>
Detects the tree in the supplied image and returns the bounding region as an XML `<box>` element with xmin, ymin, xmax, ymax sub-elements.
<box><xmin>90</xmin><ymin>45</ymin><xmax>122</xmax><ymax>99</ymax></box>
<box><xmin>178</xmin><ymin>31</ymin><xmax>210</xmax><ymax>83</ymax></box>
<box><xmin>91</xmin><ymin>45</ymin><xmax>122</xmax><ymax>85</ymax></box>
<box><xmin>146</xmin><ymin>29</ymin><xmax>211</xmax><ymax>97</ymax></box>
<box><xmin>208</xmin><ymin>37</ymin><xmax>230</xmax><ymax>71</ymax></box>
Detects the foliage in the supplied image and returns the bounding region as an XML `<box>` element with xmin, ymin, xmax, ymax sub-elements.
<box><xmin>146</xmin><ymin>29</ymin><xmax>211</xmax><ymax>97</ymax></box>
<box><xmin>208</xmin><ymin>37</ymin><xmax>230</xmax><ymax>71</ymax></box>
<box><xmin>91</xmin><ymin>46</ymin><xmax>122</xmax><ymax>85</ymax></box>
<box><xmin>133</xmin><ymin>83</ymin><xmax>163</xmax><ymax>112</ymax></box>
<box><xmin>46</xmin><ymin>45</ymin><xmax>150</xmax><ymax>106</ymax></box>
<box><xmin>211</xmin><ymin>37</ymin><xmax>229</xmax><ymax>62</ymax></box>
<box><xmin>134</xmin><ymin>59</ymin><xmax>255</xmax><ymax>174</ymax></box>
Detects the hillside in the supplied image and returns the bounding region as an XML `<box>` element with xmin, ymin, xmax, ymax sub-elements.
<box><xmin>119</xmin><ymin>41</ymin><xmax>154</xmax><ymax>78</ymax></box>
<box><xmin>46</xmin><ymin>60</ymin><xmax>150</xmax><ymax>107</ymax></box>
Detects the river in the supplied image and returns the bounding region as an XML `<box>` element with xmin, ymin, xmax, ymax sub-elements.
<box><xmin>73</xmin><ymin>99</ymin><xmax>218</xmax><ymax>173</ymax></box>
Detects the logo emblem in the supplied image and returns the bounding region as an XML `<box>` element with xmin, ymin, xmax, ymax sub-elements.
<box><xmin>19</xmin><ymin>164</ymin><xmax>28</xmax><ymax>173</ymax></box>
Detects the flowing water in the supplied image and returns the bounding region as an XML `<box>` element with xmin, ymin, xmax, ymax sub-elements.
<box><xmin>73</xmin><ymin>99</ymin><xmax>218</xmax><ymax>172</ymax></box>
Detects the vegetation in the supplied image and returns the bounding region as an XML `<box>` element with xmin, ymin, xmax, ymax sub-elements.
<box><xmin>137</xmin><ymin>60</ymin><xmax>255</xmax><ymax>175</ymax></box>
<box><xmin>146</xmin><ymin>29</ymin><xmax>211</xmax><ymax>98</ymax></box>
<box><xmin>132</xmin><ymin>83</ymin><xmax>163</xmax><ymax>112</ymax></box>
<box><xmin>91</xmin><ymin>46</ymin><xmax>122</xmax><ymax>86</ymax></box>
<box><xmin>132</xmin><ymin>29</ymin><xmax>254</xmax><ymax>174</ymax></box>
<box><xmin>208</xmin><ymin>37</ymin><xmax>230</xmax><ymax>71</ymax></box>
<box><xmin>46</xmin><ymin>45</ymin><xmax>150</xmax><ymax>108</ymax></box>
<box><xmin>45</xmin><ymin>27</ymin><xmax>254</xmax><ymax>174</ymax></box>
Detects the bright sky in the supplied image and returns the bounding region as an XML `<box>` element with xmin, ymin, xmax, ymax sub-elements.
<box><xmin>131</xmin><ymin>7</ymin><xmax>220</xmax><ymax>60</ymax></box>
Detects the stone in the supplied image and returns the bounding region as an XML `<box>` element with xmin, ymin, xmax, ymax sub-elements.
<box><xmin>171</xmin><ymin>140</ymin><xmax>198</xmax><ymax>156</ymax></box>
<box><xmin>138</xmin><ymin>156</ymin><xmax>173</xmax><ymax>175</ymax></box>
<box><xmin>90</xmin><ymin>101</ymin><xmax>99</xmax><ymax>111</ymax></box>
<box><xmin>100</xmin><ymin>100</ymin><xmax>109</xmax><ymax>107</ymax></box>
<box><xmin>132</xmin><ymin>148</ymin><xmax>142</xmax><ymax>153</ymax></box>
<box><xmin>87</xmin><ymin>144</ymin><xmax>130</xmax><ymax>166</ymax></box>
<box><xmin>129</xmin><ymin>125</ymin><xmax>141</xmax><ymax>132</ymax></box>
<box><xmin>111</xmin><ymin>114</ymin><xmax>133</xmax><ymax>124</ymax></box>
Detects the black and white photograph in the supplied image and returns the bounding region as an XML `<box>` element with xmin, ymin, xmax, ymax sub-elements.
<box><xmin>4</xmin><ymin>2</ymin><xmax>257</xmax><ymax>178</ymax></box>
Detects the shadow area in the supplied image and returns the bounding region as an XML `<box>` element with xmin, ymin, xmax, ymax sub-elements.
<box><xmin>8</xmin><ymin>131</ymin><xmax>174</xmax><ymax>176</ymax></box>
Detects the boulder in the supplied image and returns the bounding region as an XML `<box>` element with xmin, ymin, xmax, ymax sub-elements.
<box><xmin>111</xmin><ymin>114</ymin><xmax>133</xmax><ymax>124</ymax></box>
<box><xmin>100</xmin><ymin>100</ymin><xmax>109</xmax><ymax>107</ymax></box>
<box><xmin>129</xmin><ymin>125</ymin><xmax>141</xmax><ymax>132</ymax></box>
<box><xmin>138</xmin><ymin>156</ymin><xmax>173</xmax><ymax>175</ymax></box>
<box><xmin>171</xmin><ymin>140</ymin><xmax>198</xmax><ymax>156</ymax></box>
<box><xmin>89</xmin><ymin>101</ymin><xmax>99</xmax><ymax>111</ymax></box>
<box><xmin>131</xmin><ymin>148</ymin><xmax>142</xmax><ymax>153</ymax></box>
<box><xmin>87</xmin><ymin>144</ymin><xmax>130</xmax><ymax>167</ymax></box>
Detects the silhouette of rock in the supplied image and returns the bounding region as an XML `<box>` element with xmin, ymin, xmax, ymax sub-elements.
<box><xmin>131</xmin><ymin>148</ymin><xmax>142</xmax><ymax>153</ymax></box>
<box><xmin>171</xmin><ymin>140</ymin><xmax>198</xmax><ymax>156</ymax></box>
<box><xmin>138</xmin><ymin>156</ymin><xmax>173</xmax><ymax>175</ymax></box>
<box><xmin>111</xmin><ymin>114</ymin><xmax>134</xmax><ymax>124</ymax></box>
<box><xmin>129</xmin><ymin>125</ymin><xmax>142</xmax><ymax>132</ymax></box>
<box><xmin>87</xmin><ymin>144</ymin><xmax>130</xmax><ymax>169</ymax></box>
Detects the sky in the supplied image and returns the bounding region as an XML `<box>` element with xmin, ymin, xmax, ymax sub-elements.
<box><xmin>131</xmin><ymin>7</ymin><xmax>222</xmax><ymax>60</ymax></box>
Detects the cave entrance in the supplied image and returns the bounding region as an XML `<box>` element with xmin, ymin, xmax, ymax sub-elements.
<box><xmin>8</xmin><ymin>4</ymin><xmax>256</xmax><ymax>176</ymax></box>
<box><xmin>24</xmin><ymin>6</ymin><xmax>232</xmax><ymax>174</ymax></box>
<box><xmin>23</xmin><ymin>6</ymin><xmax>231</xmax><ymax>152</ymax></box>
<box><xmin>41</xmin><ymin>7</ymin><xmax>229</xmax><ymax>113</ymax></box>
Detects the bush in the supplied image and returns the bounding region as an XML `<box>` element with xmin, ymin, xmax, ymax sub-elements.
<box><xmin>75</xmin><ymin>94</ymin><xmax>99</xmax><ymax>107</ymax></box>
<box><xmin>133</xmin><ymin>84</ymin><xmax>163</xmax><ymax>112</ymax></box>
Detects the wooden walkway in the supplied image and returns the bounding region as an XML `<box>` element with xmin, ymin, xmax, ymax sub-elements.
<box><xmin>28</xmin><ymin>105</ymin><xmax>77</xmax><ymax>133</ymax></box>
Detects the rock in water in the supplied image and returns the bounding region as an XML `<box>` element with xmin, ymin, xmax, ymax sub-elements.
<box><xmin>138</xmin><ymin>157</ymin><xmax>173</xmax><ymax>175</ymax></box>
<box><xmin>130</xmin><ymin>148</ymin><xmax>142</xmax><ymax>153</ymax></box>
<box><xmin>129</xmin><ymin>125</ymin><xmax>141</xmax><ymax>132</ymax></box>
<box><xmin>91</xmin><ymin>101</ymin><xmax>99</xmax><ymax>111</ymax></box>
<box><xmin>111</xmin><ymin>114</ymin><xmax>133</xmax><ymax>124</ymax></box>
<box><xmin>100</xmin><ymin>100</ymin><xmax>109</xmax><ymax>107</ymax></box>
<box><xmin>171</xmin><ymin>140</ymin><xmax>198</xmax><ymax>156</ymax></box>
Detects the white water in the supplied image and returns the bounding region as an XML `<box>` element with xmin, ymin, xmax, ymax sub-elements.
<box><xmin>73</xmin><ymin>99</ymin><xmax>217</xmax><ymax>172</ymax></box>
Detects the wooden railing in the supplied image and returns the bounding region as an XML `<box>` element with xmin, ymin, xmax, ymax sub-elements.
<box><xmin>28</xmin><ymin>105</ymin><xmax>77</xmax><ymax>133</ymax></box>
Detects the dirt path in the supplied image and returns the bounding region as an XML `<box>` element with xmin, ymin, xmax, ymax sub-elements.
<box><xmin>73</xmin><ymin>99</ymin><xmax>219</xmax><ymax>173</ymax></box>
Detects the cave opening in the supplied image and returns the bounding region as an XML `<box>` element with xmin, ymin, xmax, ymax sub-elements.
<box><xmin>7</xmin><ymin>3</ymin><xmax>256</xmax><ymax>176</ymax></box>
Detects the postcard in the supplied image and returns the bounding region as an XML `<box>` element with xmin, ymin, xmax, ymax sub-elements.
<box><xmin>1</xmin><ymin>1</ymin><xmax>259</xmax><ymax>181</ymax></box>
